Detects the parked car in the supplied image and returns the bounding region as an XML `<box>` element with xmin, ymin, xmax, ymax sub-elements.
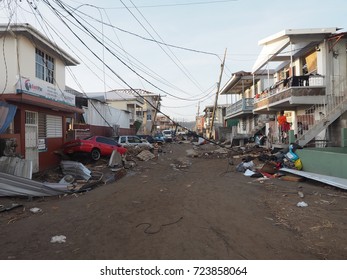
<box><xmin>153</xmin><ymin>132</ymin><xmax>165</xmax><ymax>144</ymax></box>
<box><xmin>138</xmin><ymin>134</ymin><xmax>165</xmax><ymax>145</ymax></box>
<box><xmin>162</xmin><ymin>129</ymin><xmax>173</xmax><ymax>142</ymax></box>
<box><xmin>62</xmin><ymin>136</ymin><xmax>127</xmax><ymax>161</ymax></box>
<box><xmin>115</xmin><ymin>135</ymin><xmax>154</xmax><ymax>149</ymax></box>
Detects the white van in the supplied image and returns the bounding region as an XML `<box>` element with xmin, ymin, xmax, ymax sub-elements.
<box><xmin>162</xmin><ymin>130</ymin><xmax>173</xmax><ymax>142</ymax></box>
<box><xmin>116</xmin><ymin>135</ymin><xmax>153</xmax><ymax>149</ymax></box>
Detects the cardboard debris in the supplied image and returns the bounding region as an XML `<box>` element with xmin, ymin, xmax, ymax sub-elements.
<box><xmin>260</xmin><ymin>162</ymin><xmax>277</xmax><ymax>174</ymax></box>
<box><xmin>137</xmin><ymin>150</ymin><xmax>155</xmax><ymax>161</ymax></box>
<box><xmin>280</xmin><ymin>175</ymin><xmax>305</xmax><ymax>182</ymax></box>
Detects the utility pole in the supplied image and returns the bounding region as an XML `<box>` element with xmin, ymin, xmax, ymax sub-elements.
<box><xmin>151</xmin><ymin>95</ymin><xmax>161</xmax><ymax>134</ymax></box>
<box><xmin>209</xmin><ymin>48</ymin><xmax>227</xmax><ymax>139</ymax></box>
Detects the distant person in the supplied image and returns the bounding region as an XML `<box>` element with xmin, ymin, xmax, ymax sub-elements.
<box><xmin>277</xmin><ymin>111</ymin><xmax>289</xmax><ymax>143</ymax></box>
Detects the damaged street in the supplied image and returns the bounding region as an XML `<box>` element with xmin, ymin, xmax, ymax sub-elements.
<box><xmin>0</xmin><ymin>141</ymin><xmax>346</xmax><ymax>260</ymax></box>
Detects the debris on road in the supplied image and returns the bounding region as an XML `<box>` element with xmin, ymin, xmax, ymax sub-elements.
<box><xmin>0</xmin><ymin>203</ymin><xmax>23</xmax><ymax>212</ymax></box>
<box><xmin>137</xmin><ymin>150</ymin><xmax>155</xmax><ymax>161</ymax></box>
<box><xmin>297</xmin><ymin>201</ymin><xmax>308</xmax><ymax>207</ymax></box>
<box><xmin>30</xmin><ymin>207</ymin><xmax>42</xmax><ymax>214</ymax></box>
<box><xmin>108</xmin><ymin>150</ymin><xmax>123</xmax><ymax>168</ymax></box>
<box><xmin>60</xmin><ymin>160</ymin><xmax>92</xmax><ymax>181</ymax></box>
<box><xmin>50</xmin><ymin>235</ymin><xmax>66</xmax><ymax>243</ymax></box>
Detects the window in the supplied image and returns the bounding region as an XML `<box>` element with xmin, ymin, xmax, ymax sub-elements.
<box><xmin>35</xmin><ymin>48</ymin><xmax>55</xmax><ymax>84</ymax></box>
<box><xmin>147</xmin><ymin>110</ymin><xmax>152</xmax><ymax>121</ymax></box>
<box><xmin>38</xmin><ymin>113</ymin><xmax>47</xmax><ymax>138</ymax></box>
<box><xmin>96</xmin><ymin>137</ymin><xmax>116</xmax><ymax>146</ymax></box>
<box><xmin>46</xmin><ymin>115</ymin><xmax>62</xmax><ymax>138</ymax></box>
<box><xmin>25</xmin><ymin>111</ymin><xmax>37</xmax><ymax>125</ymax></box>
<box><xmin>242</xmin><ymin>118</ymin><xmax>247</xmax><ymax>131</ymax></box>
<box><xmin>38</xmin><ymin>113</ymin><xmax>63</xmax><ymax>138</ymax></box>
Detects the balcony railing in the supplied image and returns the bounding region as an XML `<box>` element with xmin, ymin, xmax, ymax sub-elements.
<box><xmin>254</xmin><ymin>75</ymin><xmax>325</xmax><ymax>103</ymax></box>
<box><xmin>226</xmin><ymin>98</ymin><xmax>254</xmax><ymax>117</ymax></box>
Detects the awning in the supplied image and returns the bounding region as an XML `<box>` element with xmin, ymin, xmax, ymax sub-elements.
<box><xmin>0</xmin><ymin>101</ymin><xmax>17</xmax><ymax>133</ymax></box>
<box><xmin>3</xmin><ymin>94</ymin><xmax>84</xmax><ymax>114</ymax></box>
<box><xmin>220</xmin><ymin>71</ymin><xmax>252</xmax><ymax>95</ymax></box>
<box><xmin>252</xmin><ymin>37</ymin><xmax>290</xmax><ymax>74</ymax></box>
<box><xmin>220</xmin><ymin>71</ymin><xmax>271</xmax><ymax>95</ymax></box>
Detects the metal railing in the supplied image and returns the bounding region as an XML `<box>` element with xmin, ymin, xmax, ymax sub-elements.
<box><xmin>254</xmin><ymin>75</ymin><xmax>325</xmax><ymax>103</ymax></box>
<box><xmin>272</xmin><ymin>75</ymin><xmax>347</xmax><ymax>146</ymax></box>
<box><xmin>226</xmin><ymin>98</ymin><xmax>254</xmax><ymax>116</ymax></box>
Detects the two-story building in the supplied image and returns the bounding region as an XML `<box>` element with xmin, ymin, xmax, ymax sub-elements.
<box><xmin>251</xmin><ymin>28</ymin><xmax>347</xmax><ymax>147</ymax></box>
<box><xmin>203</xmin><ymin>104</ymin><xmax>227</xmax><ymax>140</ymax></box>
<box><xmin>101</xmin><ymin>89</ymin><xmax>161</xmax><ymax>135</ymax></box>
<box><xmin>220</xmin><ymin>71</ymin><xmax>273</xmax><ymax>145</ymax></box>
<box><xmin>123</xmin><ymin>89</ymin><xmax>162</xmax><ymax>135</ymax></box>
<box><xmin>0</xmin><ymin>24</ymin><xmax>83</xmax><ymax>172</ymax></box>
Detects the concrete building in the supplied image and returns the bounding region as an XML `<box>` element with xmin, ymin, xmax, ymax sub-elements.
<box><xmin>251</xmin><ymin>28</ymin><xmax>347</xmax><ymax>148</ymax></box>
<box><xmin>0</xmin><ymin>24</ymin><xmax>82</xmax><ymax>172</ymax></box>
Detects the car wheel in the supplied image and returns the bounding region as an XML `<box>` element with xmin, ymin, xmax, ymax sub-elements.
<box><xmin>91</xmin><ymin>148</ymin><xmax>101</xmax><ymax>161</ymax></box>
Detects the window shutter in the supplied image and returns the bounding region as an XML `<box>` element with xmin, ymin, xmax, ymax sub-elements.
<box><xmin>46</xmin><ymin>115</ymin><xmax>62</xmax><ymax>138</ymax></box>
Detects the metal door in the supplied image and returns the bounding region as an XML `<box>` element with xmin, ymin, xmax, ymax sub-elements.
<box><xmin>25</xmin><ymin>111</ymin><xmax>39</xmax><ymax>173</ymax></box>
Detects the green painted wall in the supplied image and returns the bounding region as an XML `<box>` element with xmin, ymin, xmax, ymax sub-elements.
<box><xmin>297</xmin><ymin>148</ymin><xmax>347</xmax><ymax>179</ymax></box>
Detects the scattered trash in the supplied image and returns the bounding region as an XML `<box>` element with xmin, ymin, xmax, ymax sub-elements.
<box><xmin>60</xmin><ymin>161</ymin><xmax>91</xmax><ymax>181</ymax></box>
<box><xmin>297</xmin><ymin>201</ymin><xmax>308</xmax><ymax>207</ymax></box>
<box><xmin>236</xmin><ymin>160</ymin><xmax>255</xmax><ymax>173</ymax></box>
<box><xmin>298</xmin><ymin>191</ymin><xmax>304</xmax><ymax>198</ymax></box>
<box><xmin>260</xmin><ymin>162</ymin><xmax>277</xmax><ymax>174</ymax></box>
<box><xmin>0</xmin><ymin>203</ymin><xmax>23</xmax><ymax>212</ymax></box>
<box><xmin>59</xmin><ymin>174</ymin><xmax>75</xmax><ymax>185</ymax></box>
<box><xmin>244</xmin><ymin>169</ymin><xmax>256</xmax><ymax>177</ymax></box>
<box><xmin>30</xmin><ymin>207</ymin><xmax>42</xmax><ymax>214</ymax></box>
<box><xmin>50</xmin><ymin>235</ymin><xmax>66</xmax><ymax>243</ymax></box>
<box><xmin>243</xmin><ymin>160</ymin><xmax>255</xmax><ymax>170</ymax></box>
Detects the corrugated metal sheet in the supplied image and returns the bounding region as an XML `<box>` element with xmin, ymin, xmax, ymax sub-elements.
<box><xmin>60</xmin><ymin>160</ymin><xmax>91</xmax><ymax>181</ymax></box>
<box><xmin>280</xmin><ymin>168</ymin><xmax>347</xmax><ymax>190</ymax></box>
<box><xmin>0</xmin><ymin>172</ymin><xmax>68</xmax><ymax>197</ymax></box>
<box><xmin>0</xmin><ymin>156</ymin><xmax>32</xmax><ymax>179</ymax></box>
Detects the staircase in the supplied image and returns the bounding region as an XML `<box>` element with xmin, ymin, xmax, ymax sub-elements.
<box><xmin>297</xmin><ymin>94</ymin><xmax>347</xmax><ymax>146</ymax></box>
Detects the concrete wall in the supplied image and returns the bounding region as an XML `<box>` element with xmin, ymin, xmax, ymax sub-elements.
<box><xmin>297</xmin><ymin>147</ymin><xmax>347</xmax><ymax>179</ymax></box>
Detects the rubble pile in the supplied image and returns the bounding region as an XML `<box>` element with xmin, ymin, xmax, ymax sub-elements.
<box><xmin>125</xmin><ymin>145</ymin><xmax>153</xmax><ymax>157</ymax></box>
<box><xmin>233</xmin><ymin>143</ymin><xmax>305</xmax><ymax>182</ymax></box>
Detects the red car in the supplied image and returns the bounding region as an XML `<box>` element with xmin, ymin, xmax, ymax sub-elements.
<box><xmin>62</xmin><ymin>136</ymin><xmax>127</xmax><ymax>161</ymax></box>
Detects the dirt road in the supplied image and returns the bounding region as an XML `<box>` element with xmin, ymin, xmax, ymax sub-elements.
<box><xmin>0</xmin><ymin>142</ymin><xmax>346</xmax><ymax>259</ymax></box>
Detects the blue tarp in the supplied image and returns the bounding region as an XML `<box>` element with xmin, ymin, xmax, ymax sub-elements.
<box><xmin>0</xmin><ymin>101</ymin><xmax>17</xmax><ymax>133</ymax></box>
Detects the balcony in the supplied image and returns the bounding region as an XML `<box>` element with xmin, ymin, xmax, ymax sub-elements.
<box><xmin>226</xmin><ymin>98</ymin><xmax>254</xmax><ymax>118</ymax></box>
<box><xmin>253</xmin><ymin>75</ymin><xmax>326</xmax><ymax>113</ymax></box>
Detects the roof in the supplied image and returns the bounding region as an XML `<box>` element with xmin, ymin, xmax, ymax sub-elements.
<box><xmin>0</xmin><ymin>23</ymin><xmax>79</xmax><ymax>66</ymax></box>
<box><xmin>252</xmin><ymin>27</ymin><xmax>341</xmax><ymax>73</ymax></box>
<box><xmin>220</xmin><ymin>71</ymin><xmax>272</xmax><ymax>95</ymax></box>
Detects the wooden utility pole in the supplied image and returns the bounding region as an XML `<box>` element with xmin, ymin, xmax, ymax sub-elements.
<box><xmin>209</xmin><ymin>48</ymin><xmax>227</xmax><ymax>139</ymax></box>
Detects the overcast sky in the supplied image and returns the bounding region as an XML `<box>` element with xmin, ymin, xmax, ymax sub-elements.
<box><xmin>1</xmin><ymin>0</ymin><xmax>347</xmax><ymax>121</ymax></box>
